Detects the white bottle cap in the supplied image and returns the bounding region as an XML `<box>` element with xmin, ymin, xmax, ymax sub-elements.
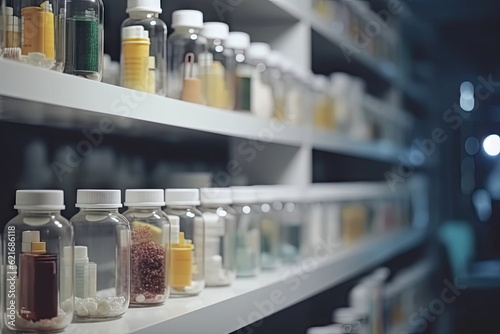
<box><xmin>332</xmin><ymin>307</ymin><xmax>365</xmax><ymax>324</ymax></box>
<box><xmin>74</xmin><ymin>246</ymin><xmax>89</xmax><ymax>260</ymax></box>
<box><xmin>172</xmin><ymin>10</ymin><xmax>204</xmax><ymax>29</ymax></box>
<box><xmin>202</xmin><ymin>22</ymin><xmax>229</xmax><ymax>40</ymax></box>
<box><xmin>200</xmin><ymin>188</ymin><xmax>232</xmax><ymax>206</ymax></box>
<box><xmin>169</xmin><ymin>215</ymin><xmax>180</xmax><ymax>243</ymax></box>
<box><xmin>5</xmin><ymin>6</ymin><xmax>13</xmax><ymax>16</ymax></box>
<box><xmin>14</xmin><ymin>190</ymin><xmax>65</xmax><ymax>210</ymax></box>
<box><xmin>165</xmin><ymin>189</ymin><xmax>200</xmax><ymax>206</ymax></box>
<box><xmin>122</xmin><ymin>25</ymin><xmax>145</xmax><ymax>40</ymax></box>
<box><xmin>22</xmin><ymin>230</ymin><xmax>40</xmax><ymax>243</ymax></box>
<box><xmin>246</xmin><ymin>42</ymin><xmax>271</xmax><ymax>62</ymax></box>
<box><xmin>124</xmin><ymin>189</ymin><xmax>165</xmax><ymax>207</ymax></box>
<box><xmin>265</xmin><ymin>50</ymin><xmax>282</xmax><ymax>68</ymax></box>
<box><xmin>224</xmin><ymin>32</ymin><xmax>250</xmax><ymax>50</ymax></box>
<box><xmin>280</xmin><ymin>58</ymin><xmax>293</xmax><ymax>73</ymax></box>
<box><xmin>76</xmin><ymin>190</ymin><xmax>122</xmax><ymax>209</ymax></box>
<box><xmin>126</xmin><ymin>0</ymin><xmax>162</xmax><ymax>14</ymax></box>
<box><xmin>230</xmin><ymin>187</ymin><xmax>257</xmax><ymax>204</ymax></box>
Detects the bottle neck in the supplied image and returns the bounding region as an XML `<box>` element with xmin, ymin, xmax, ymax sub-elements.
<box><xmin>127</xmin><ymin>206</ymin><xmax>162</xmax><ymax>212</ymax></box>
<box><xmin>128</xmin><ymin>11</ymin><xmax>159</xmax><ymax>19</ymax></box>
<box><xmin>18</xmin><ymin>210</ymin><xmax>61</xmax><ymax>216</ymax></box>
<box><xmin>173</xmin><ymin>26</ymin><xmax>202</xmax><ymax>35</ymax></box>
<box><xmin>80</xmin><ymin>208</ymin><xmax>119</xmax><ymax>213</ymax></box>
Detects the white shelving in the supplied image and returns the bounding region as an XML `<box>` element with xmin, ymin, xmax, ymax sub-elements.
<box><xmin>64</xmin><ymin>229</ymin><xmax>426</xmax><ymax>334</ymax></box>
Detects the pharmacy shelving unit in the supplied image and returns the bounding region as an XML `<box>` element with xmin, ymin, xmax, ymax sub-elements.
<box><xmin>0</xmin><ymin>0</ymin><xmax>432</xmax><ymax>333</ymax></box>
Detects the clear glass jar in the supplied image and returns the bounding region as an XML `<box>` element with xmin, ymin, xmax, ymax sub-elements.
<box><xmin>65</xmin><ymin>0</ymin><xmax>103</xmax><ymax>80</ymax></box>
<box><xmin>255</xmin><ymin>186</ymin><xmax>281</xmax><ymax>270</ymax></box>
<box><xmin>3</xmin><ymin>190</ymin><xmax>73</xmax><ymax>332</ymax></box>
<box><xmin>230</xmin><ymin>187</ymin><xmax>261</xmax><ymax>277</ymax></box>
<box><xmin>121</xmin><ymin>0</ymin><xmax>167</xmax><ymax>95</ymax></box>
<box><xmin>0</xmin><ymin>0</ymin><xmax>5</xmax><ymax>57</ymax></box>
<box><xmin>167</xmin><ymin>10</ymin><xmax>207</xmax><ymax>104</ymax></box>
<box><xmin>69</xmin><ymin>190</ymin><xmax>130</xmax><ymax>321</ymax></box>
<box><xmin>200</xmin><ymin>22</ymin><xmax>231</xmax><ymax>109</ymax></box>
<box><xmin>265</xmin><ymin>51</ymin><xmax>287</xmax><ymax>120</ymax></box>
<box><xmin>199</xmin><ymin>188</ymin><xmax>237</xmax><ymax>287</ymax></box>
<box><xmin>5</xmin><ymin>0</ymin><xmax>66</xmax><ymax>70</ymax></box>
<box><xmin>164</xmin><ymin>188</ymin><xmax>205</xmax><ymax>296</ymax></box>
<box><xmin>304</xmin><ymin>187</ymin><xmax>326</xmax><ymax>257</ymax></box>
<box><xmin>224</xmin><ymin>32</ymin><xmax>251</xmax><ymax>111</ymax></box>
<box><xmin>122</xmin><ymin>189</ymin><xmax>170</xmax><ymax>306</ymax></box>
<box><xmin>245</xmin><ymin>42</ymin><xmax>274</xmax><ymax>118</ymax></box>
<box><xmin>313</xmin><ymin>75</ymin><xmax>335</xmax><ymax>131</ymax></box>
<box><xmin>341</xmin><ymin>202</ymin><xmax>368</xmax><ymax>245</ymax></box>
<box><xmin>279</xmin><ymin>188</ymin><xmax>306</xmax><ymax>263</ymax></box>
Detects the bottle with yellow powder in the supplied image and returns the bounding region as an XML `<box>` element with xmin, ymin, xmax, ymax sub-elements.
<box><xmin>164</xmin><ymin>188</ymin><xmax>205</xmax><ymax>297</ymax></box>
<box><xmin>123</xmin><ymin>189</ymin><xmax>171</xmax><ymax>306</ymax></box>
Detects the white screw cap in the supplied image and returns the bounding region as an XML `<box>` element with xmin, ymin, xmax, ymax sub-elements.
<box><xmin>74</xmin><ymin>246</ymin><xmax>89</xmax><ymax>260</ymax></box>
<box><xmin>246</xmin><ymin>42</ymin><xmax>271</xmax><ymax>62</ymax></box>
<box><xmin>127</xmin><ymin>0</ymin><xmax>162</xmax><ymax>14</ymax></box>
<box><xmin>224</xmin><ymin>32</ymin><xmax>250</xmax><ymax>50</ymax></box>
<box><xmin>122</xmin><ymin>25</ymin><xmax>145</xmax><ymax>40</ymax></box>
<box><xmin>332</xmin><ymin>307</ymin><xmax>365</xmax><ymax>324</ymax></box>
<box><xmin>76</xmin><ymin>190</ymin><xmax>122</xmax><ymax>209</ymax></box>
<box><xmin>200</xmin><ymin>188</ymin><xmax>232</xmax><ymax>206</ymax></box>
<box><xmin>124</xmin><ymin>189</ymin><xmax>165</xmax><ymax>207</ymax></box>
<box><xmin>172</xmin><ymin>10</ymin><xmax>204</xmax><ymax>29</ymax></box>
<box><xmin>202</xmin><ymin>22</ymin><xmax>229</xmax><ymax>40</ymax></box>
<box><xmin>230</xmin><ymin>187</ymin><xmax>257</xmax><ymax>204</ymax></box>
<box><xmin>15</xmin><ymin>190</ymin><xmax>65</xmax><ymax>210</ymax></box>
<box><xmin>165</xmin><ymin>189</ymin><xmax>200</xmax><ymax>206</ymax></box>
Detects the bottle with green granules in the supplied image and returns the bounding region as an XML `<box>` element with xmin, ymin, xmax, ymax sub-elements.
<box><xmin>65</xmin><ymin>0</ymin><xmax>103</xmax><ymax>81</ymax></box>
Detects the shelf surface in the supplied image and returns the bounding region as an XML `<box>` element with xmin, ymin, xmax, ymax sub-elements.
<box><xmin>64</xmin><ymin>229</ymin><xmax>426</xmax><ymax>334</ymax></box>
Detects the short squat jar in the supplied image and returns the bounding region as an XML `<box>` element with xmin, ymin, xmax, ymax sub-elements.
<box><xmin>70</xmin><ymin>190</ymin><xmax>130</xmax><ymax>320</ymax></box>
<box><xmin>123</xmin><ymin>189</ymin><xmax>170</xmax><ymax>306</ymax></box>
<box><xmin>199</xmin><ymin>188</ymin><xmax>237</xmax><ymax>287</ymax></box>
<box><xmin>164</xmin><ymin>188</ymin><xmax>205</xmax><ymax>296</ymax></box>
<box><xmin>3</xmin><ymin>190</ymin><xmax>74</xmax><ymax>332</ymax></box>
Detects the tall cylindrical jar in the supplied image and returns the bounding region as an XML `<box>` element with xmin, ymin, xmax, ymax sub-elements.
<box><xmin>230</xmin><ymin>187</ymin><xmax>261</xmax><ymax>277</ymax></box>
<box><xmin>65</xmin><ymin>0</ymin><xmax>104</xmax><ymax>80</ymax></box>
<box><xmin>167</xmin><ymin>10</ymin><xmax>207</xmax><ymax>104</ymax></box>
<box><xmin>5</xmin><ymin>0</ymin><xmax>66</xmax><ymax>70</ymax></box>
<box><xmin>122</xmin><ymin>189</ymin><xmax>170</xmax><ymax>306</ymax></box>
<box><xmin>265</xmin><ymin>51</ymin><xmax>287</xmax><ymax>120</ymax></box>
<box><xmin>200</xmin><ymin>22</ymin><xmax>231</xmax><ymax>109</ymax></box>
<box><xmin>313</xmin><ymin>75</ymin><xmax>336</xmax><ymax>131</ymax></box>
<box><xmin>255</xmin><ymin>186</ymin><xmax>281</xmax><ymax>270</ymax></box>
<box><xmin>279</xmin><ymin>187</ymin><xmax>306</xmax><ymax>263</ymax></box>
<box><xmin>3</xmin><ymin>190</ymin><xmax>73</xmax><ymax>332</ymax></box>
<box><xmin>224</xmin><ymin>32</ymin><xmax>251</xmax><ymax>112</ymax></box>
<box><xmin>245</xmin><ymin>42</ymin><xmax>273</xmax><ymax>119</ymax></box>
<box><xmin>121</xmin><ymin>0</ymin><xmax>167</xmax><ymax>95</ymax></box>
<box><xmin>199</xmin><ymin>188</ymin><xmax>237</xmax><ymax>287</ymax></box>
<box><xmin>164</xmin><ymin>189</ymin><xmax>205</xmax><ymax>296</ymax></box>
<box><xmin>69</xmin><ymin>190</ymin><xmax>130</xmax><ymax>320</ymax></box>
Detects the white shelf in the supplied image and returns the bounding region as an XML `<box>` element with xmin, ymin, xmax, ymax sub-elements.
<box><xmin>64</xmin><ymin>229</ymin><xmax>426</xmax><ymax>334</ymax></box>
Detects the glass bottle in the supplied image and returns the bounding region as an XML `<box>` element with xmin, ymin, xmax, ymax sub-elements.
<box><xmin>65</xmin><ymin>0</ymin><xmax>103</xmax><ymax>80</ymax></box>
<box><xmin>69</xmin><ymin>190</ymin><xmax>130</xmax><ymax>321</ymax></box>
<box><xmin>164</xmin><ymin>188</ymin><xmax>205</xmax><ymax>296</ymax></box>
<box><xmin>224</xmin><ymin>31</ymin><xmax>251</xmax><ymax>111</ymax></box>
<box><xmin>200</xmin><ymin>22</ymin><xmax>231</xmax><ymax>109</ymax></box>
<box><xmin>265</xmin><ymin>51</ymin><xmax>287</xmax><ymax>120</ymax></box>
<box><xmin>167</xmin><ymin>10</ymin><xmax>207</xmax><ymax>104</ymax></box>
<box><xmin>279</xmin><ymin>187</ymin><xmax>306</xmax><ymax>263</ymax></box>
<box><xmin>0</xmin><ymin>0</ymin><xmax>5</xmax><ymax>57</ymax></box>
<box><xmin>230</xmin><ymin>186</ymin><xmax>261</xmax><ymax>277</ymax></box>
<box><xmin>255</xmin><ymin>186</ymin><xmax>281</xmax><ymax>270</ymax></box>
<box><xmin>199</xmin><ymin>188</ymin><xmax>237</xmax><ymax>287</ymax></box>
<box><xmin>245</xmin><ymin>42</ymin><xmax>273</xmax><ymax>119</ymax></box>
<box><xmin>3</xmin><ymin>190</ymin><xmax>73</xmax><ymax>332</ymax></box>
<box><xmin>313</xmin><ymin>75</ymin><xmax>335</xmax><ymax>131</ymax></box>
<box><xmin>122</xmin><ymin>189</ymin><xmax>170</xmax><ymax>306</ymax></box>
<box><xmin>6</xmin><ymin>0</ymin><xmax>66</xmax><ymax>70</ymax></box>
<box><xmin>121</xmin><ymin>0</ymin><xmax>167</xmax><ymax>95</ymax></box>
<box><xmin>304</xmin><ymin>187</ymin><xmax>326</xmax><ymax>257</ymax></box>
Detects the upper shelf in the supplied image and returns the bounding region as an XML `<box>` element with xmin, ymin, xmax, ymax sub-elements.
<box><xmin>62</xmin><ymin>228</ymin><xmax>426</xmax><ymax>334</ymax></box>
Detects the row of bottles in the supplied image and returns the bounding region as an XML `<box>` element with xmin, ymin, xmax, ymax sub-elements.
<box><xmin>1</xmin><ymin>184</ymin><xmax>411</xmax><ymax>331</ymax></box>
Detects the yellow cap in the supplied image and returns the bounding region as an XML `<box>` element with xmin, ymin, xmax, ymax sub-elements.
<box><xmin>31</xmin><ymin>242</ymin><xmax>47</xmax><ymax>254</ymax></box>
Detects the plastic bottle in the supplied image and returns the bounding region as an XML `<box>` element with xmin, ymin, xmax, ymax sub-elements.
<box><xmin>245</xmin><ymin>42</ymin><xmax>274</xmax><ymax>118</ymax></box>
<box><xmin>164</xmin><ymin>189</ymin><xmax>205</xmax><ymax>296</ymax></box>
<box><xmin>123</xmin><ymin>189</ymin><xmax>170</xmax><ymax>305</ymax></box>
<box><xmin>199</xmin><ymin>188</ymin><xmax>237</xmax><ymax>287</ymax></box>
<box><xmin>3</xmin><ymin>190</ymin><xmax>73</xmax><ymax>331</ymax></box>
<box><xmin>224</xmin><ymin>32</ymin><xmax>251</xmax><ymax>111</ymax></box>
<box><xmin>65</xmin><ymin>0</ymin><xmax>104</xmax><ymax>80</ymax></box>
<box><xmin>167</xmin><ymin>10</ymin><xmax>207</xmax><ymax>104</ymax></box>
<box><xmin>70</xmin><ymin>190</ymin><xmax>130</xmax><ymax>320</ymax></box>
<box><xmin>121</xmin><ymin>0</ymin><xmax>167</xmax><ymax>95</ymax></box>
<box><xmin>201</xmin><ymin>22</ymin><xmax>231</xmax><ymax>109</ymax></box>
<box><xmin>230</xmin><ymin>186</ymin><xmax>261</xmax><ymax>277</ymax></box>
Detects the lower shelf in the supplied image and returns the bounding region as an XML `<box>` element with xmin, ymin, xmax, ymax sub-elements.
<box><xmin>65</xmin><ymin>229</ymin><xmax>426</xmax><ymax>334</ymax></box>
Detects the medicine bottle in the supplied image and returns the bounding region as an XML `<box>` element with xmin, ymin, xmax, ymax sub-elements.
<box><xmin>3</xmin><ymin>190</ymin><xmax>74</xmax><ymax>332</ymax></box>
<box><xmin>279</xmin><ymin>187</ymin><xmax>306</xmax><ymax>263</ymax></box>
<box><xmin>70</xmin><ymin>190</ymin><xmax>130</xmax><ymax>320</ymax></box>
<box><xmin>254</xmin><ymin>186</ymin><xmax>281</xmax><ymax>270</ymax></box>
<box><xmin>224</xmin><ymin>32</ymin><xmax>251</xmax><ymax>111</ymax></box>
<box><xmin>245</xmin><ymin>42</ymin><xmax>273</xmax><ymax>119</ymax></box>
<box><xmin>199</xmin><ymin>188</ymin><xmax>237</xmax><ymax>287</ymax></box>
<box><xmin>164</xmin><ymin>188</ymin><xmax>205</xmax><ymax>296</ymax></box>
<box><xmin>313</xmin><ymin>75</ymin><xmax>336</xmax><ymax>130</ymax></box>
<box><xmin>65</xmin><ymin>0</ymin><xmax>103</xmax><ymax>80</ymax></box>
<box><xmin>265</xmin><ymin>51</ymin><xmax>287</xmax><ymax>120</ymax></box>
<box><xmin>167</xmin><ymin>10</ymin><xmax>207</xmax><ymax>104</ymax></box>
<box><xmin>123</xmin><ymin>189</ymin><xmax>170</xmax><ymax>305</ymax></box>
<box><xmin>201</xmin><ymin>22</ymin><xmax>231</xmax><ymax>109</ymax></box>
<box><xmin>121</xmin><ymin>0</ymin><xmax>167</xmax><ymax>95</ymax></box>
<box><xmin>230</xmin><ymin>187</ymin><xmax>261</xmax><ymax>277</ymax></box>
